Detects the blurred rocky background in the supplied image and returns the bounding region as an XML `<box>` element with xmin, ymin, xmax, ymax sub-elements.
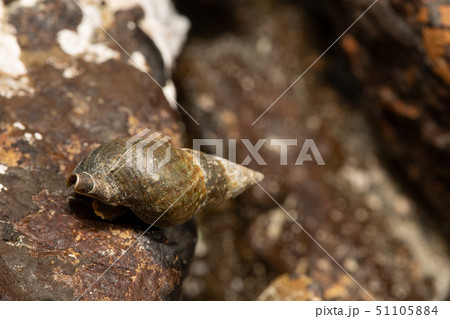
<box><xmin>173</xmin><ymin>0</ymin><xmax>450</xmax><ymax>300</ymax></box>
<box><xmin>1</xmin><ymin>0</ymin><xmax>450</xmax><ymax>300</ymax></box>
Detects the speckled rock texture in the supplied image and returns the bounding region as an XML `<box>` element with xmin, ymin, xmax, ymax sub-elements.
<box><xmin>174</xmin><ymin>0</ymin><xmax>450</xmax><ymax>300</ymax></box>
<box><xmin>0</xmin><ymin>0</ymin><xmax>195</xmax><ymax>300</ymax></box>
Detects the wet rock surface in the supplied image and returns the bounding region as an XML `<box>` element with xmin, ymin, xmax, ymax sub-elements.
<box><xmin>174</xmin><ymin>0</ymin><xmax>450</xmax><ymax>300</ymax></box>
<box><xmin>0</xmin><ymin>0</ymin><xmax>195</xmax><ymax>300</ymax></box>
<box><xmin>306</xmin><ymin>0</ymin><xmax>450</xmax><ymax>238</ymax></box>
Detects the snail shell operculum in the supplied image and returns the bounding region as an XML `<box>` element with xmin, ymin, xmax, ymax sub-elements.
<box><xmin>66</xmin><ymin>135</ymin><xmax>264</xmax><ymax>227</ymax></box>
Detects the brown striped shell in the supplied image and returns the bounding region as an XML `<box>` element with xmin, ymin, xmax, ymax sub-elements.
<box><xmin>66</xmin><ymin>136</ymin><xmax>263</xmax><ymax>227</ymax></box>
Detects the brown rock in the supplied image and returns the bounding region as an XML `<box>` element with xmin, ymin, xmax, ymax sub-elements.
<box><xmin>312</xmin><ymin>0</ymin><xmax>450</xmax><ymax>238</ymax></box>
<box><xmin>0</xmin><ymin>0</ymin><xmax>195</xmax><ymax>300</ymax></box>
<box><xmin>258</xmin><ymin>274</ymin><xmax>322</xmax><ymax>301</ymax></box>
<box><xmin>258</xmin><ymin>269</ymin><xmax>367</xmax><ymax>301</ymax></box>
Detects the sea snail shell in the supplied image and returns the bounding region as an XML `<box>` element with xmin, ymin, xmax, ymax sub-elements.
<box><xmin>67</xmin><ymin>135</ymin><xmax>264</xmax><ymax>227</ymax></box>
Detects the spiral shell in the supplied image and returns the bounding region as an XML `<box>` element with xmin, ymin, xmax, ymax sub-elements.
<box><xmin>67</xmin><ymin>135</ymin><xmax>264</xmax><ymax>227</ymax></box>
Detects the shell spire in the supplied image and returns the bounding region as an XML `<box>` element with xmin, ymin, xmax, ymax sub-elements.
<box><xmin>203</xmin><ymin>153</ymin><xmax>264</xmax><ymax>199</ymax></box>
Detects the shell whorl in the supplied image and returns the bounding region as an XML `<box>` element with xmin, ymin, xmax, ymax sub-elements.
<box><xmin>208</xmin><ymin>153</ymin><xmax>264</xmax><ymax>199</ymax></box>
<box><xmin>183</xmin><ymin>149</ymin><xmax>264</xmax><ymax>206</ymax></box>
<box><xmin>67</xmin><ymin>136</ymin><xmax>264</xmax><ymax>227</ymax></box>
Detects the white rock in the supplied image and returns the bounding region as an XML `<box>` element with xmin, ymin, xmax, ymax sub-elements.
<box><xmin>57</xmin><ymin>4</ymin><xmax>120</xmax><ymax>64</ymax></box>
<box><xmin>0</xmin><ymin>33</ymin><xmax>27</xmax><ymax>77</ymax></box>
<box><xmin>104</xmin><ymin>0</ymin><xmax>190</xmax><ymax>70</ymax></box>
<box><xmin>13</xmin><ymin>122</ymin><xmax>26</xmax><ymax>130</ymax></box>
<box><xmin>129</xmin><ymin>51</ymin><xmax>149</xmax><ymax>73</ymax></box>
<box><xmin>136</xmin><ymin>0</ymin><xmax>190</xmax><ymax>71</ymax></box>
<box><xmin>0</xmin><ymin>164</ymin><xmax>8</xmax><ymax>175</ymax></box>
